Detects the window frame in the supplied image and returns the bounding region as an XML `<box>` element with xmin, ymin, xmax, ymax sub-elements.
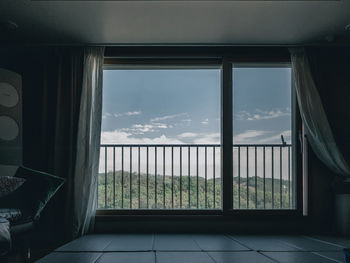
<box><xmin>97</xmin><ymin>48</ymin><xmax>304</xmax><ymax>218</ymax></box>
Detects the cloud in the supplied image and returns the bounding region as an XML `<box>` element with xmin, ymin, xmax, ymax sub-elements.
<box><xmin>257</xmin><ymin>130</ymin><xmax>292</xmax><ymax>144</ymax></box>
<box><xmin>102</xmin><ymin>112</ymin><xmax>112</xmax><ymax>119</ymax></box>
<box><xmin>235</xmin><ymin>108</ymin><xmax>291</xmax><ymax>121</ymax></box>
<box><xmin>201</xmin><ymin>118</ymin><xmax>209</xmax><ymax>125</ymax></box>
<box><xmin>233</xmin><ymin>130</ymin><xmax>291</xmax><ymax>144</ymax></box>
<box><xmin>106</xmin><ymin>112</ymin><xmax>188</xmax><ymax>136</ymax></box>
<box><xmin>150</xmin><ymin>113</ymin><xmax>188</xmax><ymax>122</ymax></box>
<box><xmin>101</xmin><ymin>130</ymin><xmax>183</xmax><ymax>145</ymax></box>
<box><xmin>113</xmin><ymin>111</ymin><xmax>142</xmax><ymax>118</ymax></box>
<box><xmin>234</xmin><ymin>130</ymin><xmax>272</xmax><ymax>144</ymax></box>
<box><xmin>193</xmin><ymin>133</ymin><xmax>220</xmax><ymax>144</ymax></box>
<box><xmin>177</xmin><ymin>132</ymin><xmax>198</xmax><ymax>139</ymax></box>
<box><xmin>177</xmin><ymin>132</ymin><xmax>220</xmax><ymax>144</ymax></box>
<box><xmin>118</xmin><ymin>122</ymin><xmax>169</xmax><ymax>135</ymax></box>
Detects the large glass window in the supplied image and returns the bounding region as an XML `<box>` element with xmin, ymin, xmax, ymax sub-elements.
<box><xmin>97</xmin><ymin>60</ymin><xmax>296</xmax><ymax>213</ymax></box>
<box><xmin>99</xmin><ymin>67</ymin><xmax>221</xmax><ymax>209</ymax></box>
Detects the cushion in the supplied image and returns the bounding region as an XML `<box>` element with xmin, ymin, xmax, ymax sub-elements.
<box><xmin>0</xmin><ymin>208</ymin><xmax>22</xmax><ymax>222</ymax></box>
<box><xmin>0</xmin><ymin>217</ymin><xmax>11</xmax><ymax>256</ymax></box>
<box><xmin>0</xmin><ymin>166</ymin><xmax>65</xmax><ymax>220</ymax></box>
<box><xmin>0</xmin><ymin>165</ymin><xmax>19</xmax><ymax>177</ymax></box>
<box><xmin>0</xmin><ymin>176</ymin><xmax>26</xmax><ymax>197</ymax></box>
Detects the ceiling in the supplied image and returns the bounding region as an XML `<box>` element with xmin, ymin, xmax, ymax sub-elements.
<box><xmin>1</xmin><ymin>0</ymin><xmax>350</xmax><ymax>45</ymax></box>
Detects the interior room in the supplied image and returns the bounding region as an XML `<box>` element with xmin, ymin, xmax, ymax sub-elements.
<box><xmin>1</xmin><ymin>0</ymin><xmax>350</xmax><ymax>262</ymax></box>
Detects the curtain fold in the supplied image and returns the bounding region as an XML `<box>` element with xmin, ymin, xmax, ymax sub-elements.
<box><xmin>72</xmin><ymin>47</ymin><xmax>105</xmax><ymax>237</ymax></box>
<box><xmin>290</xmin><ymin>48</ymin><xmax>350</xmax><ymax>177</ymax></box>
<box><xmin>35</xmin><ymin>47</ymin><xmax>84</xmax><ymax>243</ymax></box>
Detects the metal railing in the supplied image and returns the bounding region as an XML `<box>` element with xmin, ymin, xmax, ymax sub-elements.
<box><xmin>98</xmin><ymin>144</ymin><xmax>293</xmax><ymax>210</ymax></box>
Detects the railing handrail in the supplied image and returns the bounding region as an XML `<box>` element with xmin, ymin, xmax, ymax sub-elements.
<box><xmin>100</xmin><ymin>143</ymin><xmax>292</xmax><ymax>147</ymax></box>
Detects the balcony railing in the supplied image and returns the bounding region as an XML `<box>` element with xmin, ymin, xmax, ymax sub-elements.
<box><xmin>98</xmin><ymin>144</ymin><xmax>293</xmax><ymax>210</ymax></box>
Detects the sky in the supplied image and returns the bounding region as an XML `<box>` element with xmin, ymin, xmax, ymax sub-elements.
<box><xmin>99</xmin><ymin>67</ymin><xmax>292</xmax><ymax>178</ymax></box>
<box><xmin>101</xmin><ymin>67</ymin><xmax>291</xmax><ymax>145</ymax></box>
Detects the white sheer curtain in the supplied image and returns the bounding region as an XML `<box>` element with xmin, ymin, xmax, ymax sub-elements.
<box><xmin>73</xmin><ymin>47</ymin><xmax>105</xmax><ymax>237</ymax></box>
<box><xmin>290</xmin><ymin>47</ymin><xmax>350</xmax><ymax>177</ymax></box>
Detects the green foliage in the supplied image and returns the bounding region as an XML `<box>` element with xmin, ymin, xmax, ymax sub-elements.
<box><xmin>98</xmin><ymin>171</ymin><xmax>293</xmax><ymax>210</ymax></box>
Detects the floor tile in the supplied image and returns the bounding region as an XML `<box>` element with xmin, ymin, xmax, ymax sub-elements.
<box><xmin>279</xmin><ymin>236</ymin><xmax>344</xmax><ymax>251</ymax></box>
<box><xmin>209</xmin><ymin>251</ymin><xmax>275</xmax><ymax>263</ymax></box>
<box><xmin>313</xmin><ymin>251</ymin><xmax>346</xmax><ymax>263</ymax></box>
<box><xmin>262</xmin><ymin>251</ymin><xmax>338</xmax><ymax>263</ymax></box>
<box><xmin>153</xmin><ymin>234</ymin><xmax>201</xmax><ymax>251</ymax></box>
<box><xmin>229</xmin><ymin>235</ymin><xmax>301</xmax><ymax>251</ymax></box>
<box><xmin>103</xmin><ymin>234</ymin><xmax>154</xmax><ymax>251</ymax></box>
<box><xmin>35</xmin><ymin>252</ymin><xmax>101</xmax><ymax>263</ymax></box>
<box><xmin>96</xmin><ymin>252</ymin><xmax>155</xmax><ymax>263</ymax></box>
<box><xmin>156</xmin><ymin>252</ymin><xmax>215</xmax><ymax>263</ymax></box>
<box><xmin>56</xmin><ymin>235</ymin><xmax>115</xmax><ymax>252</ymax></box>
<box><xmin>309</xmin><ymin>235</ymin><xmax>350</xmax><ymax>248</ymax></box>
<box><xmin>192</xmin><ymin>234</ymin><xmax>249</xmax><ymax>251</ymax></box>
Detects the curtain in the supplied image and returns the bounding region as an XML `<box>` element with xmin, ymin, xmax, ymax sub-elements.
<box><xmin>290</xmin><ymin>48</ymin><xmax>350</xmax><ymax>177</ymax></box>
<box><xmin>72</xmin><ymin>47</ymin><xmax>105</xmax><ymax>237</ymax></box>
<box><xmin>34</xmin><ymin>47</ymin><xmax>84</xmax><ymax>243</ymax></box>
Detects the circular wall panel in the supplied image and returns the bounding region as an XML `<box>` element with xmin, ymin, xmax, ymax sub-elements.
<box><xmin>0</xmin><ymin>82</ymin><xmax>19</xmax><ymax>107</ymax></box>
<box><xmin>0</xmin><ymin>116</ymin><xmax>19</xmax><ymax>141</ymax></box>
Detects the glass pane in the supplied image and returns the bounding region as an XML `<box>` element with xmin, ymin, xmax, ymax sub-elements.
<box><xmin>232</xmin><ymin>66</ymin><xmax>294</xmax><ymax>210</ymax></box>
<box><xmin>99</xmin><ymin>68</ymin><xmax>221</xmax><ymax>209</ymax></box>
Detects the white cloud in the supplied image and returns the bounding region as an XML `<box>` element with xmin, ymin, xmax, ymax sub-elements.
<box><xmin>235</xmin><ymin>108</ymin><xmax>291</xmax><ymax>121</ymax></box>
<box><xmin>177</xmin><ymin>132</ymin><xmax>220</xmax><ymax>144</ymax></box>
<box><xmin>101</xmin><ymin>130</ymin><xmax>183</xmax><ymax>145</ymax></box>
<box><xmin>107</xmin><ymin>112</ymin><xmax>188</xmax><ymax>136</ymax></box>
<box><xmin>113</xmin><ymin>111</ymin><xmax>142</xmax><ymax>118</ymax></box>
<box><xmin>201</xmin><ymin>118</ymin><xmax>209</xmax><ymax>125</ymax></box>
<box><xmin>234</xmin><ymin>130</ymin><xmax>271</xmax><ymax>143</ymax></box>
<box><xmin>257</xmin><ymin>130</ymin><xmax>292</xmax><ymax>144</ymax></box>
<box><xmin>178</xmin><ymin>132</ymin><xmax>198</xmax><ymax>139</ymax></box>
<box><xmin>150</xmin><ymin>113</ymin><xmax>188</xmax><ymax>122</ymax></box>
<box><xmin>193</xmin><ymin>133</ymin><xmax>220</xmax><ymax>144</ymax></box>
<box><xmin>233</xmin><ymin>130</ymin><xmax>292</xmax><ymax>144</ymax></box>
<box><xmin>118</xmin><ymin>122</ymin><xmax>169</xmax><ymax>135</ymax></box>
<box><xmin>102</xmin><ymin>112</ymin><xmax>112</xmax><ymax>119</ymax></box>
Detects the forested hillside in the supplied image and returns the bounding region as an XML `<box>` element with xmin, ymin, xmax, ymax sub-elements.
<box><xmin>98</xmin><ymin>171</ymin><xmax>293</xmax><ymax>209</ymax></box>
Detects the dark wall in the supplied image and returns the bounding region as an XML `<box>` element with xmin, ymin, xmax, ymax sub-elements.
<box><xmin>0</xmin><ymin>47</ymin><xmax>51</xmax><ymax>170</ymax></box>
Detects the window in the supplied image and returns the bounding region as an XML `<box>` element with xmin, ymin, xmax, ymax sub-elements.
<box><xmin>99</xmin><ymin>64</ymin><xmax>221</xmax><ymax>210</ymax></box>
<box><xmin>232</xmin><ymin>64</ymin><xmax>294</xmax><ymax>209</ymax></box>
<box><xmin>98</xmin><ymin>58</ymin><xmax>297</xmax><ymax>214</ymax></box>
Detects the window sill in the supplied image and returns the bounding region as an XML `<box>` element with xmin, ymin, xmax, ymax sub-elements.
<box><xmin>96</xmin><ymin>209</ymin><xmax>303</xmax><ymax>220</ymax></box>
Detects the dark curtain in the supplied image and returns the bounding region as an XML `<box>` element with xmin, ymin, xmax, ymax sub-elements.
<box><xmin>35</xmin><ymin>48</ymin><xmax>84</xmax><ymax>243</ymax></box>
<box><xmin>0</xmin><ymin>47</ymin><xmax>84</xmax><ymax>244</ymax></box>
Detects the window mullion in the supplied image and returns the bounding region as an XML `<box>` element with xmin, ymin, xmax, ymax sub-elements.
<box><xmin>221</xmin><ymin>59</ymin><xmax>233</xmax><ymax>213</ymax></box>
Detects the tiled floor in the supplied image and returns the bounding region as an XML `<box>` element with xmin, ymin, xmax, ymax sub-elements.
<box><xmin>36</xmin><ymin>234</ymin><xmax>349</xmax><ymax>263</ymax></box>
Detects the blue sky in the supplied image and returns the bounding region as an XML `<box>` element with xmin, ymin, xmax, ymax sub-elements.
<box><xmin>101</xmin><ymin>67</ymin><xmax>291</xmax><ymax>145</ymax></box>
